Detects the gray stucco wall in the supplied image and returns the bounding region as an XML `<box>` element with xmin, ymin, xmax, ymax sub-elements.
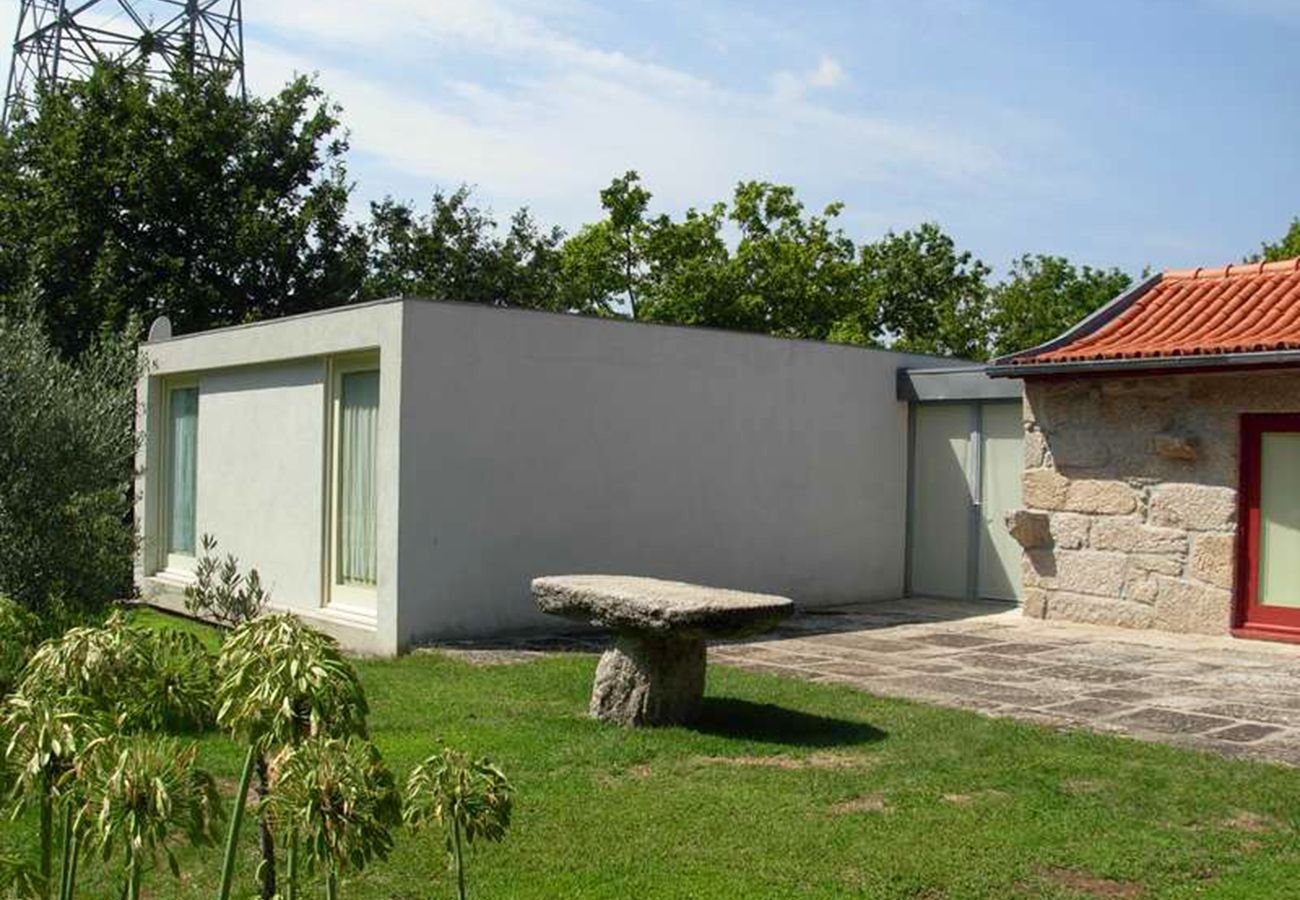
<box><xmin>396</xmin><ymin>300</ymin><xmax>953</xmax><ymax>645</ymax></box>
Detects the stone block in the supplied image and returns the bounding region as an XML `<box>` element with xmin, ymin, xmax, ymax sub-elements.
<box><xmin>1022</xmin><ymin>550</ymin><xmax>1055</xmax><ymax>589</ymax></box>
<box><xmin>1045</xmin><ymin>592</ymin><xmax>1155</xmax><ymax>630</ymax></box>
<box><xmin>1149</xmin><ymin>484</ymin><xmax>1237</xmax><ymax>531</ymax></box>
<box><xmin>1024</xmin><ymin>428</ymin><xmax>1048</xmax><ymax>468</ymax></box>
<box><xmin>1048</xmin><ymin>429</ymin><xmax>1112</xmax><ymax>469</ymax></box>
<box><xmin>1053</xmin><ymin>550</ymin><xmax>1127</xmax><ymax>596</ymax></box>
<box><xmin>1049</xmin><ymin>513</ymin><xmax>1090</xmax><ymax>550</ymax></box>
<box><xmin>1152</xmin><ymin>576</ymin><xmax>1232</xmax><ymax>635</ymax></box>
<box><xmin>1126</xmin><ymin>553</ymin><xmax>1183</xmax><ymax>578</ymax></box>
<box><xmin>1063</xmin><ymin>479</ymin><xmax>1138</xmax><ymax>515</ymax></box>
<box><xmin>1089</xmin><ymin>517</ymin><xmax>1187</xmax><ymax>555</ymax></box>
<box><xmin>1004</xmin><ymin>509</ymin><xmax>1051</xmax><ymax>548</ymax></box>
<box><xmin>1188</xmin><ymin>533</ymin><xmax>1236</xmax><ymax>590</ymax></box>
<box><xmin>1153</xmin><ymin>431</ymin><xmax>1200</xmax><ymax>461</ymax></box>
<box><xmin>1021</xmin><ymin>588</ymin><xmax>1047</xmax><ymax>619</ymax></box>
<box><xmin>1125</xmin><ymin>576</ymin><xmax>1159</xmax><ymax>605</ymax></box>
<box><xmin>1023</xmin><ymin>468</ymin><xmax>1069</xmax><ymax>510</ymax></box>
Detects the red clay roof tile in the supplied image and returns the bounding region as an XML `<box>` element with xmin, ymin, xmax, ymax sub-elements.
<box><xmin>1010</xmin><ymin>257</ymin><xmax>1300</xmax><ymax>364</ymax></box>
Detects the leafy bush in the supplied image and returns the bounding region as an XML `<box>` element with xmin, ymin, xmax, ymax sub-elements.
<box><xmin>17</xmin><ymin>613</ymin><xmax>214</xmax><ymax>732</ymax></box>
<box><xmin>183</xmin><ymin>534</ymin><xmax>270</xmax><ymax>629</ymax></box>
<box><xmin>0</xmin><ymin>595</ymin><xmax>39</xmax><ymax>697</ymax></box>
<box><xmin>404</xmin><ymin>748</ymin><xmax>513</xmax><ymax>900</ymax></box>
<box><xmin>265</xmin><ymin>736</ymin><xmax>401</xmax><ymax>898</ymax></box>
<box><xmin>86</xmin><ymin>735</ymin><xmax>221</xmax><ymax>899</ymax></box>
<box><xmin>215</xmin><ymin>613</ymin><xmax>368</xmax><ymax>748</ymax></box>
<box><xmin>0</xmin><ymin>311</ymin><xmax>139</xmax><ymax>619</ymax></box>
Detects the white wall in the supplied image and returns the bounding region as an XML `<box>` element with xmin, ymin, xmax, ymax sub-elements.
<box><xmin>136</xmin><ymin>300</ymin><xmax>404</xmax><ymax>654</ymax></box>
<box><xmin>192</xmin><ymin>360</ymin><xmax>326</xmax><ymax>610</ymax></box>
<box><xmin>396</xmin><ymin>301</ymin><xmax>955</xmax><ymax>644</ymax></box>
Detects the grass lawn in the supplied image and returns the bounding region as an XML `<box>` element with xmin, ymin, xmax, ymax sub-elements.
<box><xmin>5</xmin><ymin>608</ymin><xmax>1300</xmax><ymax>899</ymax></box>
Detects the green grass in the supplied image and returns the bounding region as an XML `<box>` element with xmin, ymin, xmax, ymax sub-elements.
<box><xmin>6</xmin><ymin>607</ymin><xmax>1300</xmax><ymax>899</ymax></box>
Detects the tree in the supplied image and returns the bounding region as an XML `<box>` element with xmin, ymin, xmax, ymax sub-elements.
<box><xmin>213</xmin><ymin>614</ymin><xmax>369</xmax><ymax>900</ymax></box>
<box><xmin>265</xmin><ymin>736</ymin><xmax>401</xmax><ymax>900</ymax></box>
<box><xmin>986</xmin><ymin>254</ymin><xmax>1131</xmax><ymax>358</ymax></box>
<box><xmin>86</xmin><ymin>736</ymin><xmax>220</xmax><ymax>900</ymax></box>
<box><xmin>1260</xmin><ymin>218</ymin><xmax>1300</xmax><ymax>262</ymax></box>
<box><xmin>0</xmin><ymin>311</ymin><xmax>138</xmax><ymax>619</ymax></box>
<box><xmin>563</xmin><ymin>174</ymin><xmax>864</xmax><ymax>337</ymax></box>
<box><xmin>849</xmin><ymin>223</ymin><xmax>992</xmax><ymax>360</ymax></box>
<box><xmin>0</xmin><ymin>62</ymin><xmax>366</xmax><ymax>358</ymax></box>
<box><xmin>2</xmin><ymin>693</ymin><xmax>105</xmax><ymax>897</ymax></box>
<box><xmin>403</xmin><ymin>748</ymin><xmax>513</xmax><ymax>900</ymax></box>
<box><xmin>362</xmin><ymin>188</ymin><xmax>564</xmax><ymax>310</ymax></box>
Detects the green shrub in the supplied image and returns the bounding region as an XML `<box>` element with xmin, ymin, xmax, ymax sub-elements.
<box><xmin>17</xmin><ymin>613</ymin><xmax>215</xmax><ymax>732</ymax></box>
<box><xmin>183</xmin><ymin>534</ymin><xmax>270</xmax><ymax>630</ymax></box>
<box><xmin>0</xmin><ymin>310</ymin><xmax>139</xmax><ymax>619</ymax></box>
<box><xmin>0</xmin><ymin>595</ymin><xmax>39</xmax><ymax>697</ymax></box>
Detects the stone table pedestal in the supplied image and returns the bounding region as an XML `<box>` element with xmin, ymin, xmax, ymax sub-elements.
<box><xmin>532</xmin><ymin>575</ymin><xmax>795</xmax><ymax>727</ymax></box>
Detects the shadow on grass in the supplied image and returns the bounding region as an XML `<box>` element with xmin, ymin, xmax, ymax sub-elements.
<box><xmin>690</xmin><ymin>697</ymin><xmax>886</xmax><ymax>748</ymax></box>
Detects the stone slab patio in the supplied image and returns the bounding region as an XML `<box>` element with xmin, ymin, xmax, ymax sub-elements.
<box><xmin>708</xmin><ymin>597</ymin><xmax>1300</xmax><ymax>765</ymax></box>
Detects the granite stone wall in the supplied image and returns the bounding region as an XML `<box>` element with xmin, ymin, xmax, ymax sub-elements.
<box><xmin>1010</xmin><ymin>368</ymin><xmax>1300</xmax><ymax>635</ymax></box>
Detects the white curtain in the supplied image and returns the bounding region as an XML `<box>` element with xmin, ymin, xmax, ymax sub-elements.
<box><xmin>339</xmin><ymin>371</ymin><xmax>379</xmax><ymax>585</ymax></box>
<box><xmin>168</xmin><ymin>387</ymin><xmax>198</xmax><ymax>555</ymax></box>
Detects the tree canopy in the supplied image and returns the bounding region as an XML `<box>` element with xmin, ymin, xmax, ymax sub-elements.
<box><xmin>0</xmin><ymin>63</ymin><xmax>364</xmax><ymax>357</ymax></box>
<box><xmin>3</xmin><ymin>62</ymin><xmax>1292</xmax><ymax>364</ymax></box>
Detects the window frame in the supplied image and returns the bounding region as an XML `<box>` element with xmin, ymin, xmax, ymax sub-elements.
<box><xmin>325</xmin><ymin>352</ymin><xmax>381</xmax><ymax>612</ymax></box>
<box><xmin>158</xmin><ymin>375</ymin><xmax>201</xmax><ymax>577</ymax></box>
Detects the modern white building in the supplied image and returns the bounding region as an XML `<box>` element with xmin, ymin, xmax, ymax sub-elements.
<box><xmin>136</xmin><ymin>298</ymin><xmax>1024</xmax><ymax>654</ymax></box>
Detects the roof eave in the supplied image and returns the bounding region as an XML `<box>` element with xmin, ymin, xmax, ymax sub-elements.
<box><xmin>987</xmin><ymin>348</ymin><xmax>1300</xmax><ymax>378</ymax></box>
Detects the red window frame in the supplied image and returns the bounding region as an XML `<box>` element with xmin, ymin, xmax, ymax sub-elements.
<box><xmin>1233</xmin><ymin>413</ymin><xmax>1300</xmax><ymax>642</ymax></box>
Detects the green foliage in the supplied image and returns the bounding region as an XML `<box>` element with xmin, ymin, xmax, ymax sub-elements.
<box><xmin>0</xmin><ymin>848</ymin><xmax>42</xmax><ymax>899</ymax></box>
<box><xmin>853</xmin><ymin>223</ymin><xmax>992</xmax><ymax>359</ymax></box>
<box><xmin>986</xmin><ymin>254</ymin><xmax>1132</xmax><ymax>358</ymax></box>
<box><xmin>0</xmin><ymin>62</ymin><xmax>365</xmax><ymax>358</ymax></box>
<box><xmin>404</xmin><ymin>747</ymin><xmax>513</xmax><ymax>899</ymax></box>
<box><xmin>1260</xmin><ymin>218</ymin><xmax>1300</xmax><ymax>262</ymax></box>
<box><xmin>0</xmin><ymin>598</ymin><xmax>39</xmax><ymax>699</ymax></box>
<box><xmin>183</xmin><ymin>534</ymin><xmax>270</xmax><ymax>630</ymax></box>
<box><xmin>265</xmin><ymin>737</ymin><xmax>401</xmax><ymax>882</ymax></box>
<box><xmin>215</xmin><ymin>613</ymin><xmax>368</xmax><ymax>750</ymax></box>
<box><xmin>362</xmin><ymin>188</ymin><xmax>565</xmax><ymax>310</ymax></box>
<box><xmin>85</xmin><ymin>736</ymin><xmax>220</xmax><ymax>896</ymax></box>
<box><xmin>1</xmin><ymin>693</ymin><xmax>104</xmax><ymax>808</ymax></box>
<box><xmin>0</xmin><ymin>312</ymin><xmax>138</xmax><ymax>618</ymax></box>
<box><xmin>17</xmin><ymin>613</ymin><xmax>214</xmax><ymax>733</ymax></box>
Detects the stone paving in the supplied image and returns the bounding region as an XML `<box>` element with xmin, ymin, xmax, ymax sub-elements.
<box><xmin>708</xmin><ymin>597</ymin><xmax>1300</xmax><ymax>766</ymax></box>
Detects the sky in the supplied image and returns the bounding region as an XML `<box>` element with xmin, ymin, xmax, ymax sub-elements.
<box><xmin>3</xmin><ymin>0</ymin><xmax>1299</xmax><ymax>276</ymax></box>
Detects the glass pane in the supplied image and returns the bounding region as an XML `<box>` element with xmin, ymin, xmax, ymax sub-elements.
<box><xmin>1259</xmin><ymin>432</ymin><xmax>1300</xmax><ymax>608</ymax></box>
<box><xmin>910</xmin><ymin>404</ymin><xmax>972</xmax><ymax>599</ymax></box>
<box><xmin>338</xmin><ymin>370</ymin><xmax>379</xmax><ymax>586</ymax></box>
<box><xmin>978</xmin><ymin>403</ymin><xmax>1024</xmax><ymax>602</ymax></box>
<box><xmin>167</xmin><ymin>387</ymin><xmax>198</xmax><ymax>555</ymax></box>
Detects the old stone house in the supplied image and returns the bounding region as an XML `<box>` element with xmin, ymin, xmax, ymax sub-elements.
<box><xmin>991</xmin><ymin>258</ymin><xmax>1300</xmax><ymax>641</ymax></box>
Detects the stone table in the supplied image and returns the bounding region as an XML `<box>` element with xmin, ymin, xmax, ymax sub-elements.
<box><xmin>532</xmin><ymin>574</ymin><xmax>795</xmax><ymax>726</ymax></box>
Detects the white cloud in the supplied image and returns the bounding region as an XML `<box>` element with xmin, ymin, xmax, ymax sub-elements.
<box><xmin>240</xmin><ymin>0</ymin><xmax>1013</xmax><ymax>230</ymax></box>
<box><xmin>771</xmin><ymin>55</ymin><xmax>846</xmax><ymax>103</ymax></box>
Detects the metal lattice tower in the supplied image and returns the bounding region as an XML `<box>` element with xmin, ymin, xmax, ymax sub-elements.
<box><xmin>3</xmin><ymin>0</ymin><xmax>244</xmax><ymax>125</ymax></box>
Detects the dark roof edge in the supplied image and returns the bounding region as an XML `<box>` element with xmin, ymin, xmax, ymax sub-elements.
<box><xmin>987</xmin><ymin>348</ymin><xmax>1300</xmax><ymax>378</ymax></box>
<box><xmin>989</xmin><ymin>272</ymin><xmax>1163</xmax><ymax>367</ymax></box>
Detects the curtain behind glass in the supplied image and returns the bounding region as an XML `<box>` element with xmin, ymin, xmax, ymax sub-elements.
<box><xmin>167</xmin><ymin>387</ymin><xmax>199</xmax><ymax>555</ymax></box>
<box><xmin>339</xmin><ymin>371</ymin><xmax>379</xmax><ymax>585</ymax></box>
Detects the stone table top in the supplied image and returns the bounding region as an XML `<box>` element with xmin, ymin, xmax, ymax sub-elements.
<box><xmin>532</xmin><ymin>575</ymin><xmax>795</xmax><ymax>640</ymax></box>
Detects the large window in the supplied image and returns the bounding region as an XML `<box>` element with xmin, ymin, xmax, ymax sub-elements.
<box><xmin>330</xmin><ymin>357</ymin><xmax>380</xmax><ymax>607</ymax></box>
<box><xmin>165</xmin><ymin>383</ymin><xmax>199</xmax><ymax>567</ymax></box>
